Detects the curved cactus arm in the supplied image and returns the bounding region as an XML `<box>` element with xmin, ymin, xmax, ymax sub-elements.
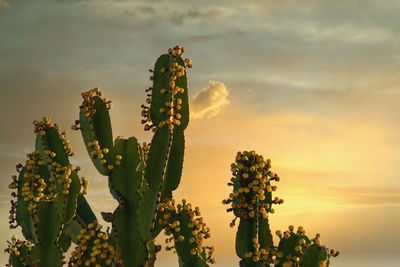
<box><xmin>28</xmin><ymin>200</ymin><xmax>63</xmax><ymax>267</ymax></box>
<box><xmin>75</xmin><ymin>88</ymin><xmax>115</xmax><ymax>176</ymax></box>
<box><xmin>158</xmin><ymin>199</ymin><xmax>215</xmax><ymax>266</ymax></box>
<box><xmin>109</xmin><ymin>137</ymin><xmax>148</xmax><ymax>266</ymax></box>
<box><xmin>138</xmin><ymin>126</ymin><xmax>171</xmax><ymax>242</ymax></box>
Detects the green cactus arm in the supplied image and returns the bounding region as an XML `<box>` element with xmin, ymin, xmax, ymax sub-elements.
<box><xmin>75</xmin><ymin>194</ymin><xmax>97</xmax><ymax>228</ymax></box>
<box><xmin>77</xmin><ymin>89</ymin><xmax>114</xmax><ymax>175</ymax></box>
<box><xmin>138</xmin><ymin>126</ymin><xmax>171</xmax><ymax>242</ymax></box>
<box><xmin>15</xmin><ymin>167</ymin><xmax>37</xmax><ymax>243</ymax></box>
<box><xmin>172</xmin><ymin>56</ymin><xmax>189</xmax><ymax>131</ymax></box>
<box><xmin>28</xmin><ymin>200</ymin><xmax>63</xmax><ymax>267</ymax></box>
<box><xmin>109</xmin><ymin>137</ymin><xmax>148</xmax><ymax>266</ymax></box>
<box><xmin>149</xmin><ymin>54</ymin><xmax>172</xmax><ymax>126</ymax></box>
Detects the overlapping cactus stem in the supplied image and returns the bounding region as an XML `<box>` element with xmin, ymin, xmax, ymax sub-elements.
<box><xmin>8</xmin><ymin>119</ymin><xmax>88</xmax><ymax>221</ymax></box>
<box><xmin>275</xmin><ymin>226</ymin><xmax>339</xmax><ymax>267</ymax></box>
<box><xmin>141</xmin><ymin>45</ymin><xmax>192</xmax><ymax>133</ymax></box>
<box><xmin>68</xmin><ymin>220</ymin><xmax>117</xmax><ymax>267</ymax></box>
<box><xmin>71</xmin><ymin>88</ymin><xmax>117</xmax><ymax>171</ymax></box>
<box><xmin>5</xmin><ymin>234</ymin><xmax>33</xmax><ymax>266</ymax></box>
<box><xmin>157</xmin><ymin>199</ymin><xmax>216</xmax><ymax>264</ymax></box>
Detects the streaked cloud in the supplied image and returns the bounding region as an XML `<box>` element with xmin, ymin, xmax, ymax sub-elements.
<box><xmin>190</xmin><ymin>81</ymin><xmax>230</xmax><ymax>118</ymax></box>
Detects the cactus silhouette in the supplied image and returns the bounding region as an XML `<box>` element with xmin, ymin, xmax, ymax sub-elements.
<box><xmin>223</xmin><ymin>151</ymin><xmax>339</xmax><ymax>267</ymax></box>
<box><xmin>6</xmin><ymin>46</ymin><xmax>215</xmax><ymax>267</ymax></box>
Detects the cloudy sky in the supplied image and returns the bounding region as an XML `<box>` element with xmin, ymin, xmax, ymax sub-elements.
<box><xmin>1</xmin><ymin>0</ymin><xmax>400</xmax><ymax>266</ymax></box>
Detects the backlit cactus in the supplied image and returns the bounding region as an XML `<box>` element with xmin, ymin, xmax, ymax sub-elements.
<box><xmin>224</xmin><ymin>151</ymin><xmax>339</xmax><ymax>267</ymax></box>
<box><xmin>6</xmin><ymin>118</ymin><xmax>94</xmax><ymax>267</ymax></box>
<box><xmin>6</xmin><ymin>46</ymin><xmax>214</xmax><ymax>267</ymax></box>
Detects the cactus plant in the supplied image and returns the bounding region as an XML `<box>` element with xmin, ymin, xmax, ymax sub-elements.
<box><xmin>223</xmin><ymin>151</ymin><xmax>339</xmax><ymax>267</ymax></box>
<box><xmin>5</xmin><ymin>46</ymin><xmax>215</xmax><ymax>267</ymax></box>
<box><xmin>5</xmin><ymin>46</ymin><xmax>338</xmax><ymax>267</ymax></box>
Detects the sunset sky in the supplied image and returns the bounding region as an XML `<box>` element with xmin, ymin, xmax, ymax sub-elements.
<box><xmin>1</xmin><ymin>0</ymin><xmax>400</xmax><ymax>266</ymax></box>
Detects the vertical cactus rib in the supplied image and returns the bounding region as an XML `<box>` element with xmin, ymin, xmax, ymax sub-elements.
<box><xmin>76</xmin><ymin>88</ymin><xmax>114</xmax><ymax>176</ymax></box>
<box><xmin>29</xmin><ymin>200</ymin><xmax>63</xmax><ymax>267</ymax></box>
<box><xmin>109</xmin><ymin>137</ymin><xmax>147</xmax><ymax>267</ymax></box>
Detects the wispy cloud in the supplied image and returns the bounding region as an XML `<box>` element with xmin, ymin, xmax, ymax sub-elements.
<box><xmin>190</xmin><ymin>81</ymin><xmax>230</xmax><ymax>118</ymax></box>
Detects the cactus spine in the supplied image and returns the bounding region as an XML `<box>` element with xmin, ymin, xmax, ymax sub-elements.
<box><xmin>224</xmin><ymin>151</ymin><xmax>339</xmax><ymax>267</ymax></box>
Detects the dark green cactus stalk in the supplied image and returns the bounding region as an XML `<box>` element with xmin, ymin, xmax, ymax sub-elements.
<box><xmin>224</xmin><ymin>151</ymin><xmax>339</xmax><ymax>267</ymax></box>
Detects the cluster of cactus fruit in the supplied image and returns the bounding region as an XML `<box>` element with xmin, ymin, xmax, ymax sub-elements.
<box><xmin>5</xmin><ymin>46</ymin><xmax>338</xmax><ymax>267</ymax></box>
<box><xmin>223</xmin><ymin>151</ymin><xmax>339</xmax><ymax>266</ymax></box>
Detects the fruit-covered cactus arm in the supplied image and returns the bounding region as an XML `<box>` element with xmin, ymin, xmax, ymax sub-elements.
<box><xmin>34</xmin><ymin>119</ymin><xmax>85</xmax><ymax>224</ymax></box>
<box><xmin>139</xmin><ymin>46</ymin><xmax>193</xmax><ymax>241</ymax></box>
<box><xmin>224</xmin><ymin>151</ymin><xmax>283</xmax><ymax>266</ymax></box>
<box><xmin>158</xmin><ymin>199</ymin><xmax>215</xmax><ymax>266</ymax></box>
<box><xmin>28</xmin><ymin>200</ymin><xmax>63</xmax><ymax>267</ymax></box>
<box><xmin>72</xmin><ymin>88</ymin><xmax>115</xmax><ymax>176</ymax></box>
<box><xmin>10</xmin><ymin>165</ymin><xmax>37</xmax><ymax>243</ymax></box>
<box><xmin>5</xmin><ymin>235</ymin><xmax>33</xmax><ymax>267</ymax></box>
<box><xmin>68</xmin><ymin>220</ymin><xmax>118</xmax><ymax>266</ymax></box>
